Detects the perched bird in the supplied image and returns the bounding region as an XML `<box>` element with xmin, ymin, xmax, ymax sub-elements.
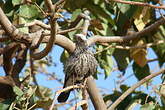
<box><xmin>57</xmin><ymin>34</ymin><xmax>98</xmax><ymax>103</ymax></box>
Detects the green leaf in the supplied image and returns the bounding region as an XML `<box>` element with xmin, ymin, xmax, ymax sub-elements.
<box><xmin>13</xmin><ymin>86</ymin><xmax>24</xmax><ymax>96</ymax></box>
<box><xmin>133</xmin><ymin>93</ymin><xmax>155</xmax><ymax>105</ymax></box>
<box><xmin>3</xmin><ymin>0</ymin><xmax>13</xmax><ymax>15</ymax></box>
<box><xmin>113</xmin><ymin>49</ymin><xmax>130</xmax><ymax>72</ymax></box>
<box><xmin>151</xmin><ymin>26</ymin><xmax>165</xmax><ymax>67</ymax></box>
<box><xmin>140</xmin><ymin>103</ymin><xmax>155</xmax><ymax>110</ymax></box>
<box><xmin>86</xmin><ymin>1</ymin><xmax>114</xmax><ymax>25</ymax></box>
<box><xmin>117</xmin><ymin>3</ymin><xmax>131</xmax><ymax>14</ymax></box>
<box><xmin>115</xmin><ymin>4</ymin><xmax>137</xmax><ymax>35</ymax></box>
<box><xmin>126</xmin><ymin>99</ymin><xmax>141</xmax><ymax>110</ymax></box>
<box><xmin>133</xmin><ymin>62</ymin><xmax>150</xmax><ymax>81</ymax></box>
<box><xmin>60</xmin><ymin>50</ymin><xmax>69</xmax><ymax>64</ymax></box>
<box><xmin>12</xmin><ymin>0</ymin><xmax>21</xmax><ymax>6</ymax></box>
<box><xmin>19</xmin><ymin>5</ymin><xmax>40</xmax><ymax>19</ymax></box>
<box><xmin>0</xmin><ymin>99</ymin><xmax>13</xmax><ymax>110</ymax></box>
<box><xmin>18</xmin><ymin>17</ymin><xmax>29</xmax><ymax>34</ymax></box>
<box><xmin>96</xmin><ymin>46</ymin><xmax>114</xmax><ymax>78</ymax></box>
<box><xmin>117</xmin><ymin>1</ymin><xmax>139</xmax><ymax>17</ymax></box>
<box><xmin>71</xmin><ymin>9</ymin><xmax>82</xmax><ymax>22</ymax></box>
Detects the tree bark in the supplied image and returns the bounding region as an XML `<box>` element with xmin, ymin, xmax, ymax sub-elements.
<box><xmin>87</xmin><ymin>76</ymin><xmax>107</xmax><ymax>110</ymax></box>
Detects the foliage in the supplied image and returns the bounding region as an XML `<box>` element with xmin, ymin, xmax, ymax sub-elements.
<box><xmin>0</xmin><ymin>0</ymin><xmax>165</xmax><ymax>109</ymax></box>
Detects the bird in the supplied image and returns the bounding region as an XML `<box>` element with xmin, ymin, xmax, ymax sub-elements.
<box><xmin>57</xmin><ymin>34</ymin><xmax>98</xmax><ymax>103</ymax></box>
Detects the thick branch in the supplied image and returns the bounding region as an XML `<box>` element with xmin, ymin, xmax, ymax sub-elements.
<box><xmin>31</xmin><ymin>20</ymin><xmax>57</xmax><ymax>60</ymax></box>
<box><xmin>43</xmin><ymin>35</ymin><xmax>75</xmax><ymax>53</ymax></box>
<box><xmin>12</xmin><ymin>47</ymin><xmax>27</xmax><ymax>77</ymax></box>
<box><xmin>45</xmin><ymin>0</ymin><xmax>54</xmax><ymax>12</ymax></box>
<box><xmin>109</xmin><ymin>68</ymin><xmax>165</xmax><ymax>110</ymax></box>
<box><xmin>81</xmin><ymin>10</ymin><xmax>91</xmax><ymax>36</ymax></box>
<box><xmin>0</xmin><ymin>8</ymin><xmax>15</xmax><ymax>36</ymax></box>
<box><xmin>87</xmin><ymin>76</ymin><xmax>107</xmax><ymax>110</ymax></box>
<box><xmin>0</xmin><ymin>76</ymin><xmax>15</xmax><ymax>86</ymax></box>
<box><xmin>3</xmin><ymin>43</ymin><xmax>21</xmax><ymax>75</ymax></box>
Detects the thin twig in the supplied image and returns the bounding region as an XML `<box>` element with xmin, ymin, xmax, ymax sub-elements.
<box><xmin>95</xmin><ymin>40</ymin><xmax>165</xmax><ymax>54</ymax></box>
<box><xmin>56</xmin><ymin>84</ymin><xmax>85</xmax><ymax>95</ymax></box>
<box><xmin>49</xmin><ymin>92</ymin><xmax>58</xmax><ymax>110</ymax></box>
<box><xmin>108</xmin><ymin>0</ymin><xmax>165</xmax><ymax>9</ymax></box>
<box><xmin>58</xmin><ymin>27</ymin><xmax>83</xmax><ymax>34</ymax></box>
<box><xmin>25</xmin><ymin>20</ymin><xmax>50</xmax><ymax>30</ymax></box>
<box><xmin>81</xmin><ymin>89</ymin><xmax>88</xmax><ymax>110</ymax></box>
<box><xmin>34</xmin><ymin>2</ymin><xmax>47</xmax><ymax>16</ymax></box>
<box><xmin>69</xmin><ymin>100</ymin><xmax>88</xmax><ymax>110</ymax></box>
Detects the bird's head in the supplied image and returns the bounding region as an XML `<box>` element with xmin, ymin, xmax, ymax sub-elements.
<box><xmin>75</xmin><ymin>34</ymin><xmax>88</xmax><ymax>47</ymax></box>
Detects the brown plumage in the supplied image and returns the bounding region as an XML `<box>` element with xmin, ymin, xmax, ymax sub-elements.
<box><xmin>57</xmin><ymin>34</ymin><xmax>98</xmax><ymax>103</ymax></box>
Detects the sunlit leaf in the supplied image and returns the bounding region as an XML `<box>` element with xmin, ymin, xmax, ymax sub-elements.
<box><xmin>19</xmin><ymin>5</ymin><xmax>40</xmax><ymax>19</ymax></box>
<box><xmin>133</xmin><ymin>7</ymin><xmax>151</xmax><ymax>31</ymax></box>
<box><xmin>60</xmin><ymin>50</ymin><xmax>69</xmax><ymax>64</ymax></box>
<box><xmin>140</xmin><ymin>102</ymin><xmax>155</xmax><ymax>110</ymax></box>
<box><xmin>18</xmin><ymin>17</ymin><xmax>29</xmax><ymax>33</ymax></box>
<box><xmin>130</xmin><ymin>40</ymin><xmax>147</xmax><ymax>67</ymax></box>
<box><xmin>134</xmin><ymin>18</ymin><xmax>145</xmax><ymax>31</ymax></box>
<box><xmin>0</xmin><ymin>99</ymin><xmax>12</xmax><ymax>110</ymax></box>
<box><xmin>13</xmin><ymin>86</ymin><xmax>23</xmax><ymax>96</ymax></box>
<box><xmin>126</xmin><ymin>99</ymin><xmax>141</xmax><ymax>110</ymax></box>
<box><xmin>71</xmin><ymin>9</ymin><xmax>81</xmax><ymax>22</ymax></box>
<box><xmin>12</xmin><ymin>0</ymin><xmax>21</xmax><ymax>6</ymax></box>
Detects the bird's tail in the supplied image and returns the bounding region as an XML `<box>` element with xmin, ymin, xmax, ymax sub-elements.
<box><xmin>57</xmin><ymin>76</ymin><xmax>74</xmax><ymax>103</ymax></box>
<box><xmin>57</xmin><ymin>90</ymin><xmax>71</xmax><ymax>103</ymax></box>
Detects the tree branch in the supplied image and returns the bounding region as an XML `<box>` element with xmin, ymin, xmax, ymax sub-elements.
<box><xmin>95</xmin><ymin>40</ymin><xmax>165</xmax><ymax>54</ymax></box>
<box><xmin>45</xmin><ymin>0</ymin><xmax>54</xmax><ymax>12</ymax></box>
<box><xmin>31</xmin><ymin>21</ymin><xmax>57</xmax><ymax>60</ymax></box>
<box><xmin>109</xmin><ymin>0</ymin><xmax>165</xmax><ymax>9</ymax></box>
<box><xmin>0</xmin><ymin>76</ymin><xmax>15</xmax><ymax>86</ymax></box>
<box><xmin>3</xmin><ymin>42</ymin><xmax>21</xmax><ymax>75</ymax></box>
<box><xmin>11</xmin><ymin>46</ymin><xmax>27</xmax><ymax>79</ymax></box>
<box><xmin>0</xmin><ymin>8</ymin><xmax>18</xmax><ymax>38</ymax></box>
<box><xmin>87</xmin><ymin>76</ymin><xmax>107</xmax><ymax>110</ymax></box>
<box><xmin>87</xmin><ymin>17</ymin><xmax>165</xmax><ymax>45</ymax></box>
<box><xmin>108</xmin><ymin>68</ymin><xmax>165</xmax><ymax>110</ymax></box>
<box><xmin>69</xmin><ymin>100</ymin><xmax>88</xmax><ymax>110</ymax></box>
<box><xmin>43</xmin><ymin>34</ymin><xmax>75</xmax><ymax>53</ymax></box>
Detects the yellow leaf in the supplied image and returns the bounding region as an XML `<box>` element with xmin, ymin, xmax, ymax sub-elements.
<box><xmin>130</xmin><ymin>40</ymin><xmax>147</xmax><ymax>67</ymax></box>
<box><xmin>134</xmin><ymin>18</ymin><xmax>145</xmax><ymax>31</ymax></box>
<box><xmin>133</xmin><ymin>7</ymin><xmax>151</xmax><ymax>31</ymax></box>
